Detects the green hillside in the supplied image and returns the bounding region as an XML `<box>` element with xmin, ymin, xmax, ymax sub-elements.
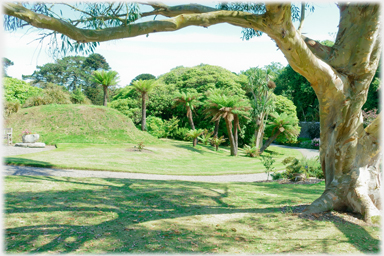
<box><xmin>5</xmin><ymin>104</ymin><xmax>158</xmax><ymax>145</ymax></box>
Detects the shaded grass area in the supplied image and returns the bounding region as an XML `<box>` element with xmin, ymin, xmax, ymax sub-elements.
<box><xmin>4</xmin><ymin>140</ymin><xmax>302</xmax><ymax>175</ymax></box>
<box><xmin>5</xmin><ymin>104</ymin><xmax>157</xmax><ymax>144</ymax></box>
<box><xmin>5</xmin><ymin>176</ymin><xmax>380</xmax><ymax>254</ymax></box>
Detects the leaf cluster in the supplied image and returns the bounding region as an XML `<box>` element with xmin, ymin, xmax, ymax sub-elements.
<box><xmin>3</xmin><ymin>77</ymin><xmax>42</xmax><ymax>104</ymax></box>
<box><xmin>22</xmin><ymin>54</ymin><xmax>110</xmax><ymax>91</ymax></box>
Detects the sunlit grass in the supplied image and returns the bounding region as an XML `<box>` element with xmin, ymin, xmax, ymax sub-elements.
<box><xmin>5</xmin><ymin>140</ymin><xmax>302</xmax><ymax>175</ymax></box>
<box><xmin>5</xmin><ymin>176</ymin><xmax>380</xmax><ymax>254</ymax></box>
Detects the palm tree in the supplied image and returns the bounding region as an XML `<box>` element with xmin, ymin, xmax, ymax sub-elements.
<box><xmin>205</xmin><ymin>88</ymin><xmax>227</xmax><ymax>138</ymax></box>
<box><xmin>210</xmin><ymin>135</ymin><xmax>226</xmax><ymax>151</ymax></box>
<box><xmin>259</xmin><ymin>112</ymin><xmax>300</xmax><ymax>154</ymax></box>
<box><xmin>243</xmin><ymin>67</ymin><xmax>276</xmax><ymax>150</ymax></box>
<box><xmin>132</xmin><ymin>79</ymin><xmax>157</xmax><ymax>131</ymax></box>
<box><xmin>198</xmin><ymin>129</ymin><xmax>214</xmax><ymax>146</ymax></box>
<box><xmin>173</xmin><ymin>91</ymin><xmax>202</xmax><ymax>145</ymax></box>
<box><xmin>204</xmin><ymin>94</ymin><xmax>251</xmax><ymax>156</ymax></box>
<box><xmin>91</xmin><ymin>70</ymin><xmax>119</xmax><ymax>107</ymax></box>
<box><xmin>186</xmin><ymin>129</ymin><xmax>204</xmax><ymax>147</ymax></box>
<box><xmin>173</xmin><ymin>91</ymin><xmax>202</xmax><ymax>129</ymax></box>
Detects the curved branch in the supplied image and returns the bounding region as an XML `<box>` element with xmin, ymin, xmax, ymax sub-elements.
<box><xmin>4</xmin><ymin>3</ymin><xmax>256</xmax><ymax>43</ymax></box>
<box><xmin>297</xmin><ymin>2</ymin><xmax>305</xmax><ymax>33</ymax></box>
<box><xmin>261</xmin><ymin>4</ymin><xmax>337</xmax><ymax>87</ymax></box>
<box><xmin>4</xmin><ymin>2</ymin><xmax>337</xmax><ymax>90</ymax></box>
<box><xmin>141</xmin><ymin>3</ymin><xmax>218</xmax><ymax>18</ymax></box>
<box><xmin>301</xmin><ymin>35</ymin><xmax>332</xmax><ymax>61</ymax></box>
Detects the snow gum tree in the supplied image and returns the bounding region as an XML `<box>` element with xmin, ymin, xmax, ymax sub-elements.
<box><xmin>3</xmin><ymin>2</ymin><xmax>381</xmax><ymax>223</ymax></box>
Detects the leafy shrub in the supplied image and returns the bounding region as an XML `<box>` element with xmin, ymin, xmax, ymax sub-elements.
<box><xmin>23</xmin><ymin>83</ymin><xmax>71</xmax><ymax>107</ymax></box>
<box><xmin>43</xmin><ymin>83</ymin><xmax>72</xmax><ymax>104</ymax></box>
<box><xmin>299</xmin><ymin>140</ymin><xmax>313</xmax><ymax>149</ymax></box>
<box><xmin>243</xmin><ymin>144</ymin><xmax>259</xmax><ymax>157</ymax></box>
<box><xmin>278</xmin><ymin>156</ymin><xmax>323</xmax><ymax>181</ymax></box>
<box><xmin>186</xmin><ymin>128</ymin><xmax>204</xmax><ymax>140</ymax></box>
<box><xmin>3</xmin><ymin>77</ymin><xmax>42</xmax><ymax>104</ymax></box>
<box><xmin>281</xmin><ymin>157</ymin><xmax>308</xmax><ymax>181</ymax></box>
<box><xmin>146</xmin><ymin>116</ymin><xmax>180</xmax><ymax>138</ymax></box>
<box><xmin>271</xmin><ymin>172</ymin><xmax>284</xmax><ymax>180</ymax></box>
<box><xmin>210</xmin><ymin>135</ymin><xmax>226</xmax><ymax>151</ymax></box>
<box><xmin>146</xmin><ymin>116</ymin><xmax>166</xmax><ymax>138</ymax></box>
<box><xmin>263</xmin><ymin>95</ymin><xmax>300</xmax><ymax>145</ymax></box>
<box><xmin>261</xmin><ymin>154</ymin><xmax>276</xmax><ymax>180</ymax></box>
<box><xmin>198</xmin><ymin>129</ymin><xmax>214</xmax><ymax>145</ymax></box>
<box><xmin>70</xmin><ymin>86</ymin><xmax>91</xmax><ymax>104</ymax></box>
<box><xmin>108</xmin><ymin>98</ymin><xmax>141</xmax><ymax>123</ymax></box>
<box><xmin>4</xmin><ymin>101</ymin><xmax>21</xmax><ymax>117</ymax></box>
<box><xmin>301</xmin><ymin>156</ymin><xmax>324</xmax><ymax>179</ymax></box>
<box><xmin>169</xmin><ymin>127</ymin><xmax>190</xmax><ymax>141</ymax></box>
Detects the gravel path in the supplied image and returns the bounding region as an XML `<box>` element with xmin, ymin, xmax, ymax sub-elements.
<box><xmin>3</xmin><ymin>145</ymin><xmax>57</xmax><ymax>156</ymax></box>
<box><xmin>3</xmin><ymin>144</ymin><xmax>319</xmax><ymax>182</ymax></box>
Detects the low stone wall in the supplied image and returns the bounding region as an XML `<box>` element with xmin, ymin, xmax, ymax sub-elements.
<box><xmin>299</xmin><ymin>122</ymin><xmax>320</xmax><ymax>139</ymax></box>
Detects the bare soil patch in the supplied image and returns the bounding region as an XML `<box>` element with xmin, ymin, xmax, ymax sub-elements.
<box><xmin>254</xmin><ymin>178</ymin><xmax>324</xmax><ymax>185</ymax></box>
<box><xmin>281</xmin><ymin>204</ymin><xmax>378</xmax><ymax>227</ymax></box>
<box><xmin>125</xmin><ymin>148</ymin><xmax>153</xmax><ymax>153</ymax></box>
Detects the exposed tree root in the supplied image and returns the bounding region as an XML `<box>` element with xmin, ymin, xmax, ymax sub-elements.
<box><xmin>301</xmin><ymin>166</ymin><xmax>381</xmax><ymax>224</ymax></box>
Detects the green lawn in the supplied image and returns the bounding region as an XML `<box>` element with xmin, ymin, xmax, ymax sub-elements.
<box><xmin>5</xmin><ymin>140</ymin><xmax>302</xmax><ymax>175</ymax></box>
<box><xmin>4</xmin><ymin>175</ymin><xmax>380</xmax><ymax>254</ymax></box>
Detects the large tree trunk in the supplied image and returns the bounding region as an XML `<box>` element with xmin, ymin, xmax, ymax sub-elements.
<box><xmin>251</xmin><ymin>4</ymin><xmax>381</xmax><ymax>223</ymax></box>
<box><xmin>141</xmin><ymin>94</ymin><xmax>147</xmax><ymax>131</ymax></box>
<box><xmin>103</xmin><ymin>86</ymin><xmax>108</xmax><ymax>107</ymax></box>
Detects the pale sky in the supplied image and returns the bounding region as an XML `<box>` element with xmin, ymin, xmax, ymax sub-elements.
<box><xmin>2</xmin><ymin>2</ymin><xmax>340</xmax><ymax>87</ymax></box>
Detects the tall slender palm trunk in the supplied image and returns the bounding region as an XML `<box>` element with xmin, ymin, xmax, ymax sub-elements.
<box><xmin>259</xmin><ymin>130</ymin><xmax>281</xmax><ymax>154</ymax></box>
<box><xmin>213</xmin><ymin>119</ymin><xmax>220</xmax><ymax>137</ymax></box>
<box><xmin>103</xmin><ymin>86</ymin><xmax>108</xmax><ymax>107</ymax></box>
<box><xmin>225</xmin><ymin>119</ymin><xmax>237</xmax><ymax>156</ymax></box>
<box><xmin>141</xmin><ymin>94</ymin><xmax>147</xmax><ymax>131</ymax></box>
<box><xmin>186</xmin><ymin>106</ymin><xmax>197</xmax><ymax>145</ymax></box>
<box><xmin>233</xmin><ymin>115</ymin><xmax>239</xmax><ymax>150</ymax></box>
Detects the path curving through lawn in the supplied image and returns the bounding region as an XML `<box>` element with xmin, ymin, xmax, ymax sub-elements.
<box><xmin>3</xmin><ymin>144</ymin><xmax>319</xmax><ymax>182</ymax></box>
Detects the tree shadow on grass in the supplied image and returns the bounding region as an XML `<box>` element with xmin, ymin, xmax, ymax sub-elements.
<box><xmin>4</xmin><ymin>158</ymin><xmax>54</xmax><ymax>168</ymax></box>
<box><xmin>281</xmin><ymin>204</ymin><xmax>381</xmax><ymax>254</ymax></box>
<box><xmin>4</xmin><ymin>176</ymin><xmax>380</xmax><ymax>254</ymax></box>
<box><xmin>172</xmin><ymin>143</ymin><xmax>212</xmax><ymax>155</ymax></box>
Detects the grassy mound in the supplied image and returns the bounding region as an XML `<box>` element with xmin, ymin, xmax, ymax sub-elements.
<box><xmin>5</xmin><ymin>104</ymin><xmax>158</xmax><ymax>145</ymax></box>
